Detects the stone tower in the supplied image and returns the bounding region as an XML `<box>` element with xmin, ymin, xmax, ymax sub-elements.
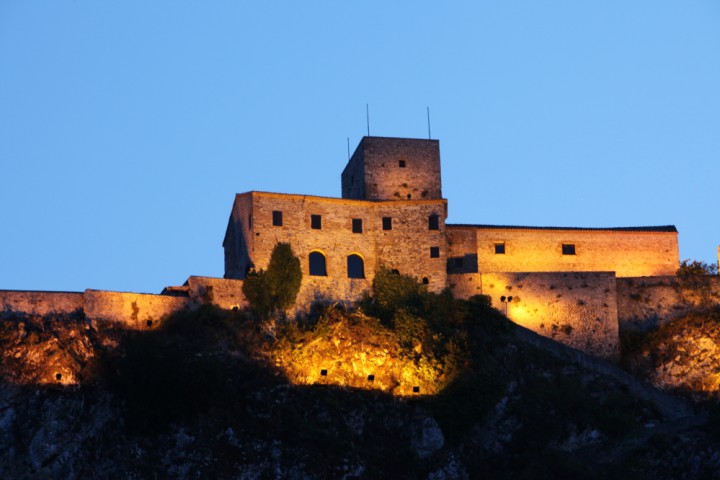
<box><xmin>341</xmin><ymin>137</ymin><xmax>442</xmax><ymax>201</ymax></box>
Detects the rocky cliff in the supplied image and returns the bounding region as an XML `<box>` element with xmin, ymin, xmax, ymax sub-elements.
<box><xmin>1</xmin><ymin>301</ymin><xmax>720</xmax><ymax>479</ymax></box>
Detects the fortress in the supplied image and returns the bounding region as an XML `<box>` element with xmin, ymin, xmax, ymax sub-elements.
<box><xmin>2</xmin><ymin>136</ymin><xmax>718</xmax><ymax>359</ymax></box>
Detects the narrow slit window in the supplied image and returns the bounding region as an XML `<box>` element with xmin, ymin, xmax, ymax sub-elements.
<box><xmin>428</xmin><ymin>214</ymin><xmax>439</xmax><ymax>231</ymax></box>
<box><xmin>248</xmin><ymin>214</ymin><xmax>252</xmax><ymax>229</ymax></box>
<box><xmin>352</xmin><ymin>218</ymin><xmax>363</xmax><ymax>233</ymax></box>
<box><xmin>311</xmin><ymin>214</ymin><xmax>322</xmax><ymax>230</ymax></box>
<box><xmin>382</xmin><ymin>217</ymin><xmax>392</xmax><ymax>230</ymax></box>
<box><xmin>562</xmin><ymin>244</ymin><xmax>576</xmax><ymax>255</ymax></box>
<box><xmin>272</xmin><ymin>210</ymin><xmax>283</xmax><ymax>226</ymax></box>
<box><xmin>430</xmin><ymin>246</ymin><xmax>440</xmax><ymax>258</ymax></box>
<box><xmin>495</xmin><ymin>243</ymin><xmax>505</xmax><ymax>254</ymax></box>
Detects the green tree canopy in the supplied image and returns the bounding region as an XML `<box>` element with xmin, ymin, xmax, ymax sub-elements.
<box><xmin>242</xmin><ymin>242</ymin><xmax>302</xmax><ymax>318</ymax></box>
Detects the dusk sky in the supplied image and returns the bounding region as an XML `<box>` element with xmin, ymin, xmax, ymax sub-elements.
<box><xmin>1</xmin><ymin>2</ymin><xmax>719</xmax><ymax>293</ymax></box>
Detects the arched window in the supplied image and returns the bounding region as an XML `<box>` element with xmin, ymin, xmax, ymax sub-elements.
<box><xmin>309</xmin><ymin>251</ymin><xmax>327</xmax><ymax>276</ymax></box>
<box><xmin>347</xmin><ymin>254</ymin><xmax>365</xmax><ymax>279</ymax></box>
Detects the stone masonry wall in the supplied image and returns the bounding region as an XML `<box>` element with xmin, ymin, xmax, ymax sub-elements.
<box><xmin>617</xmin><ymin>276</ymin><xmax>720</xmax><ymax>331</ymax></box>
<box><xmin>185</xmin><ymin>276</ymin><xmax>247</xmax><ymax>310</ymax></box>
<box><xmin>227</xmin><ymin>192</ymin><xmax>448</xmax><ymax>303</ymax></box>
<box><xmin>342</xmin><ymin>137</ymin><xmax>442</xmax><ymax>201</ymax></box>
<box><xmin>470</xmin><ymin>227</ymin><xmax>679</xmax><ymax>277</ymax></box>
<box><xmin>449</xmin><ymin>272</ymin><xmax>620</xmax><ymax>359</ymax></box>
<box><xmin>224</xmin><ymin>192</ymin><xmax>254</xmax><ymax>279</ymax></box>
<box><xmin>83</xmin><ymin>289</ymin><xmax>192</xmax><ymax>329</ymax></box>
<box><xmin>0</xmin><ymin>290</ymin><xmax>84</xmax><ymax>316</ymax></box>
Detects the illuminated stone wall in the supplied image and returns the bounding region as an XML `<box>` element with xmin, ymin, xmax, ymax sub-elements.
<box><xmin>617</xmin><ymin>276</ymin><xmax>720</xmax><ymax>330</ymax></box>
<box><xmin>0</xmin><ymin>290</ymin><xmax>84</xmax><ymax>316</ymax></box>
<box><xmin>341</xmin><ymin>137</ymin><xmax>442</xmax><ymax>201</ymax></box>
<box><xmin>83</xmin><ymin>289</ymin><xmax>192</xmax><ymax>329</ymax></box>
<box><xmin>447</xmin><ymin>226</ymin><xmax>679</xmax><ymax>277</ymax></box>
<box><xmin>185</xmin><ymin>276</ymin><xmax>247</xmax><ymax>310</ymax></box>
<box><xmin>225</xmin><ymin>192</ymin><xmax>448</xmax><ymax>304</ymax></box>
<box><xmin>449</xmin><ymin>272</ymin><xmax>620</xmax><ymax>359</ymax></box>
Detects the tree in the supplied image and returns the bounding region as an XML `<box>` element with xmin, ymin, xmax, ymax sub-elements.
<box><xmin>676</xmin><ymin>259</ymin><xmax>718</xmax><ymax>308</ymax></box>
<box><xmin>676</xmin><ymin>259</ymin><xmax>718</xmax><ymax>277</ymax></box>
<box><xmin>242</xmin><ymin>242</ymin><xmax>302</xmax><ymax>318</ymax></box>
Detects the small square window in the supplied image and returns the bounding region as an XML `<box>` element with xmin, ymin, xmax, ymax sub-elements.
<box><xmin>430</xmin><ymin>246</ymin><xmax>440</xmax><ymax>258</ymax></box>
<box><xmin>352</xmin><ymin>218</ymin><xmax>363</xmax><ymax>233</ymax></box>
<box><xmin>428</xmin><ymin>214</ymin><xmax>439</xmax><ymax>231</ymax></box>
<box><xmin>311</xmin><ymin>214</ymin><xmax>321</xmax><ymax>229</ymax></box>
<box><xmin>272</xmin><ymin>211</ymin><xmax>283</xmax><ymax>226</ymax></box>
<box><xmin>562</xmin><ymin>244</ymin><xmax>576</xmax><ymax>255</ymax></box>
<box><xmin>495</xmin><ymin>243</ymin><xmax>505</xmax><ymax>254</ymax></box>
<box><xmin>399</xmin><ymin>160</ymin><xmax>406</xmax><ymax>168</ymax></box>
<box><xmin>382</xmin><ymin>217</ymin><xmax>392</xmax><ymax>230</ymax></box>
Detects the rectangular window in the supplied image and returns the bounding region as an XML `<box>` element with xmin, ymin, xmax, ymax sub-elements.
<box><xmin>272</xmin><ymin>210</ymin><xmax>283</xmax><ymax>226</ymax></box>
<box><xmin>430</xmin><ymin>246</ymin><xmax>440</xmax><ymax>258</ymax></box>
<box><xmin>399</xmin><ymin>160</ymin><xmax>406</xmax><ymax>168</ymax></box>
<box><xmin>428</xmin><ymin>214</ymin><xmax>439</xmax><ymax>230</ymax></box>
<box><xmin>382</xmin><ymin>217</ymin><xmax>392</xmax><ymax>230</ymax></box>
<box><xmin>352</xmin><ymin>218</ymin><xmax>363</xmax><ymax>233</ymax></box>
<box><xmin>248</xmin><ymin>214</ymin><xmax>252</xmax><ymax>229</ymax></box>
<box><xmin>494</xmin><ymin>243</ymin><xmax>505</xmax><ymax>254</ymax></box>
<box><xmin>311</xmin><ymin>214</ymin><xmax>322</xmax><ymax>229</ymax></box>
<box><xmin>562</xmin><ymin>244</ymin><xmax>576</xmax><ymax>255</ymax></box>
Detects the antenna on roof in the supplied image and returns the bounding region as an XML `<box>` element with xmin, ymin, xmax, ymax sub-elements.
<box><xmin>347</xmin><ymin>137</ymin><xmax>350</xmax><ymax>160</ymax></box>
<box><xmin>427</xmin><ymin>106</ymin><xmax>432</xmax><ymax>139</ymax></box>
<box><xmin>366</xmin><ymin>104</ymin><xmax>370</xmax><ymax>136</ymax></box>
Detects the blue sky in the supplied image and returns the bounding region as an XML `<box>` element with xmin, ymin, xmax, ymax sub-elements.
<box><xmin>1</xmin><ymin>1</ymin><xmax>719</xmax><ymax>293</ymax></box>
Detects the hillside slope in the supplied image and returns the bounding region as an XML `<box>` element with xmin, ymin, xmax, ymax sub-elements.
<box><xmin>1</xmin><ymin>299</ymin><xmax>719</xmax><ymax>479</ymax></box>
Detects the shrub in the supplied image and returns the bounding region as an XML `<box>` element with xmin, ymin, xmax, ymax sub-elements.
<box><xmin>368</xmin><ymin>267</ymin><xmax>426</xmax><ymax>320</ymax></box>
<box><xmin>677</xmin><ymin>259</ymin><xmax>718</xmax><ymax>277</ymax></box>
<box><xmin>243</xmin><ymin>242</ymin><xmax>302</xmax><ymax>318</ymax></box>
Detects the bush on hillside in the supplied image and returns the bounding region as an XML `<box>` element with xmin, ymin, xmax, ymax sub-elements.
<box><xmin>243</xmin><ymin>242</ymin><xmax>302</xmax><ymax>319</ymax></box>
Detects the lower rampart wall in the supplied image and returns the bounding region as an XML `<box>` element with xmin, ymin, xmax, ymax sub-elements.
<box><xmin>617</xmin><ymin>276</ymin><xmax>720</xmax><ymax>331</ymax></box>
<box><xmin>449</xmin><ymin>272</ymin><xmax>620</xmax><ymax>359</ymax></box>
<box><xmin>186</xmin><ymin>276</ymin><xmax>247</xmax><ymax>310</ymax></box>
<box><xmin>83</xmin><ymin>290</ymin><xmax>193</xmax><ymax>329</ymax></box>
<box><xmin>0</xmin><ymin>290</ymin><xmax>84</xmax><ymax>316</ymax></box>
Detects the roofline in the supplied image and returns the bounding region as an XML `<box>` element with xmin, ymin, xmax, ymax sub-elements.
<box><xmin>235</xmin><ymin>190</ymin><xmax>448</xmax><ymax>206</ymax></box>
<box><xmin>360</xmin><ymin>135</ymin><xmax>439</xmax><ymax>143</ymax></box>
<box><xmin>446</xmin><ymin>224</ymin><xmax>678</xmax><ymax>233</ymax></box>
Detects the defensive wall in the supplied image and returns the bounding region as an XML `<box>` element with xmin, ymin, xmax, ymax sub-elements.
<box><xmin>617</xmin><ymin>276</ymin><xmax>720</xmax><ymax>331</ymax></box>
<box><xmin>184</xmin><ymin>276</ymin><xmax>247</xmax><ymax>310</ymax></box>
<box><xmin>449</xmin><ymin>271</ymin><xmax>619</xmax><ymax>359</ymax></box>
<box><xmin>0</xmin><ymin>290</ymin><xmax>84</xmax><ymax>316</ymax></box>
<box><xmin>1</xmin><ymin>288</ymin><xmax>194</xmax><ymax>329</ymax></box>
<box><xmin>447</xmin><ymin>225</ymin><xmax>679</xmax><ymax>277</ymax></box>
<box><xmin>83</xmin><ymin>290</ymin><xmax>193</xmax><ymax>329</ymax></box>
<box><xmin>341</xmin><ymin>136</ymin><xmax>442</xmax><ymax>201</ymax></box>
<box><xmin>224</xmin><ymin>191</ymin><xmax>449</xmax><ymax>295</ymax></box>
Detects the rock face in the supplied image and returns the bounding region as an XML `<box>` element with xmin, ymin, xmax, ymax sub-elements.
<box><xmin>272</xmin><ymin>311</ymin><xmax>455</xmax><ymax>396</ymax></box>
<box><xmin>2</xmin><ymin>307</ymin><xmax>720</xmax><ymax>479</ymax></box>
<box><xmin>625</xmin><ymin>308</ymin><xmax>720</xmax><ymax>398</ymax></box>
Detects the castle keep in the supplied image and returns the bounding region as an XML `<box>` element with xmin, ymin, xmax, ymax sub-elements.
<box><xmin>4</xmin><ymin>135</ymin><xmax>714</xmax><ymax>359</ymax></box>
<box><xmin>216</xmin><ymin>136</ymin><xmax>687</xmax><ymax>358</ymax></box>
